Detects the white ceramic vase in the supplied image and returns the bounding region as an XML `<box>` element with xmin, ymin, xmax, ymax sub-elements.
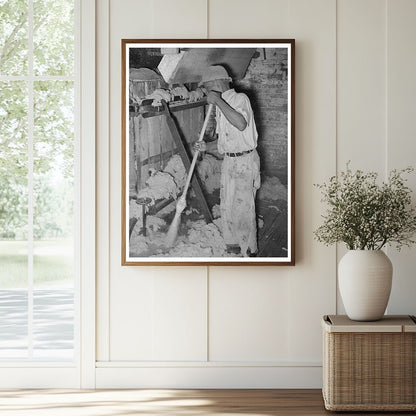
<box><xmin>338</xmin><ymin>250</ymin><xmax>393</xmax><ymax>321</ymax></box>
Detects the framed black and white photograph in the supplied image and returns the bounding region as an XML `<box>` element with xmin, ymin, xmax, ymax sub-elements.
<box><xmin>122</xmin><ymin>39</ymin><xmax>295</xmax><ymax>265</ymax></box>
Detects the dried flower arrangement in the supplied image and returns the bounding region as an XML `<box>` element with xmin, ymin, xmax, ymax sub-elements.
<box><xmin>314</xmin><ymin>164</ymin><xmax>416</xmax><ymax>250</ymax></box>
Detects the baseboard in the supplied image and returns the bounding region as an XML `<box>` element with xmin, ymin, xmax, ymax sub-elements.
<box><xmin>95</xmin><ymin>365</ymin><xmax>323</xmax><ymax>388</ymax></box>
<box><xmin>0</xmin><ymin>367</ymin><xmax>80</xmax><ymax>388</ymax></box>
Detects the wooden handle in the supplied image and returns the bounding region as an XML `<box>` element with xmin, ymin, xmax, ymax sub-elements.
<box><xmin>196</xmin><ymin>103</ymin><xmax>213</xmax><ymax>143</ymax></box>
<box><xmin>181</xmin><ymin>104</ymin><xmax>214</xmax><ymax>196</ymax></box>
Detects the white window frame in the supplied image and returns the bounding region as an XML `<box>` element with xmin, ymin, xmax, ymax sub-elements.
<box><xmin>79</xmin><ymin>0</ymin><xmax>96</xmax><ymax>389</ymax></box>
<box><xmin>0</xmin><ymin>0</ymin><xmax>95</xmax><ymax>388</ymax></box>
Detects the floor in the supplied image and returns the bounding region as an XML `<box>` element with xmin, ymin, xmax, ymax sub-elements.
<box><xmin>0</xmin><ymin>389</ymin><xmax>413</xmax><ymax>416</ymax></box>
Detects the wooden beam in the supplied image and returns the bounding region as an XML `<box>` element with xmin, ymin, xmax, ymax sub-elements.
<box><xmin>130</xmin><ymin>99</ymin><xmax>207</xmax><ymax>119</ymax></box>
<box><xmin>161</xmin><ymin>101</ymin><xmax>213</xmax><ymax>223</ymax></box>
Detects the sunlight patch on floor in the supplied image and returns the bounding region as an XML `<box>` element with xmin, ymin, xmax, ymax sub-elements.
<box><xmin>0</xmin><ymin>389</ymin><xmax>271</xmax><ymax>416</ymax></box>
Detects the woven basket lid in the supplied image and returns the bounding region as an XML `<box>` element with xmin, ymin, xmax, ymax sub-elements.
<box><xmin>322</xmin><ymin>315</ymin><xmax>416</xmax><ymax>333</ymax></box>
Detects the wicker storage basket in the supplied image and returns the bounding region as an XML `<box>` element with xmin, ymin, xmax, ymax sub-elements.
<box><xmin>322</xmin><ymin>315</ymin><xmax>416</xmax><ymax>411</ymax></box>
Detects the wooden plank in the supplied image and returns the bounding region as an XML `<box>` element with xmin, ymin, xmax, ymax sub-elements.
<box><xmin>128</xmin><ymin>117</ymin><xmax>137</xmax><ymax>197</ymax></box>
<box><xmin>134</xmin><ymin>99</ymin><xmax>207</xmax><ymax>118</ymax></box>
<box><xmin>162</xmin><ymin>101</ymin><xmax>213</xmax><ymax>223</ymax></box>
<box><xmin>155</xmin><ymin>116</ymin><xmax>162</xmax><ymax>171</ymax></box>
<box><xmin>325</xmin><ymin>315</ymin><xmax>416</xmax><ymax>333</ymax></box>
<box><xmin>158</xmin><ymin>115</ymin><xmax>164</xmax><ymax>170</ymax></box>
<box><xmin>182</xmin><ymin>106</ymin><xmax>192</xmax><ymax>144</ymax></box>
<box><xmin>190</xmin><ymin>106</ymin><xmax>204</xmax><ymax>144</ymax></box>
<box><xmin>132</xmin><ymin>116</ymin><xmax>141</xmax><ymax>193</ymax></box>
<box><xmin>147</xmin><ymin>116</ymin><xmax>158</xmax><ymax>172</ymax></box>
<box><xmin>137</xmin><ymin>114</ymin><xmax>150</xmax><ymax>187</ymax></box>
<box><xmin>140</xmin><ymin>149</ymin><xmax>177</xmax><ymax>168</ymax></box>
<box><xmin>161</xmin><ymin>113</ymin><xmax>174</xmax><ymax>155</ymax></box>
<box><xmin>0</xmin><ymin>389</ymin><xmax>340</xmax><ymax>414</ymax></box>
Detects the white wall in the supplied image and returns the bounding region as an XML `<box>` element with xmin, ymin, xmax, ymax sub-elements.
<box><xmin>95</xmin><ymin>0</ymin><xmax>416</xmax><ymax>388</ymax></box>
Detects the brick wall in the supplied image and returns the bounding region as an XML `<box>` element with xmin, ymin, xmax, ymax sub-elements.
<box><xmin>235</xmin><ymin>48</ymin><xmax>288</xmax><ymax>183</ymax></box>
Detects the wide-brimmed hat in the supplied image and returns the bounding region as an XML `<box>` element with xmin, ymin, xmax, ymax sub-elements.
<box><xmin>199</xmin><ymin>65</ymin><xmax>231</xmax><ymax>85</ymax></box>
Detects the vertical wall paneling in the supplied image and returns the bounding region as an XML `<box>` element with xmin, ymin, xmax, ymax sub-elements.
<box><xmin>149</xmin><ymin>0</ymin><xmax>208</xmax><ymax>39</ymax></box>
<box><xmin>386</xmin><ymin>0</ymin><xmax>416</xmax><ymax>314</ymax></box>
<box><xmin>209</xmin><ymin>0</ymin><xmax>290</xmax><ymax>38</ymax></box>
<box><xmin>208</xmin><ymin>0</ymin><xmax>296</xmax><ymax>365</ymax></box>
<box><xmin>208</xmin><ymin>0</ymin><xmax>336</xmax><ymax>366</ymax></box>
<box><xmin>94</xmin><ymin>0</ymin><xmax>416</xmax><ymax>388</ymax></box>
<box><xmin>151</xmin><ymin>271</ymin><xmax>208</xmax><ymax>361</ymax></box>
<box><xmin>336</xmin><ymin>0</ymin><xmax>387</xmax><ymax>171</ymax></box>
<box><xmin>286</xmin><ymin>0</ymin><xmax>337</xmax><ymax>361</ymax></box>
<box><xmin>96</xmin><ymin>0</ymin><xmax>110</xmax><ymax>362</ymax></box>
<box><xmin>110</xmin><ymin>268</ymin><xmax>207</xmax><ymax>361</ymax></box>
<box><xmin>209</xmin><ymin>267</ymin><xmax>290</xmax><ymax>362</ymax></box>
<box><xmin>106</xmin><ymin>0</ymin><xmax>209</xmax><ymax>363</ymax></box>
<box><xmin>80</xmin><ymin>0</ymin><xmax>96</xmax><ymax>388</ymax></box>
<box><xmin>336</xmin><ymin>0</ymin><xmax>387</xmax><ymax>314</ymax></box>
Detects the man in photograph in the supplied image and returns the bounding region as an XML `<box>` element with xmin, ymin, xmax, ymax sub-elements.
<box><xmin>195</xmin><ymin>65</ymin><xmax>261</xmax><ymax>257</ymax></box>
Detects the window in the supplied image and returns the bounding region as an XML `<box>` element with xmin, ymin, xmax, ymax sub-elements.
<box><xmin>0</xmin><ymin>0</ymin><xmax>77</xmax><ymax>361</ymax></box>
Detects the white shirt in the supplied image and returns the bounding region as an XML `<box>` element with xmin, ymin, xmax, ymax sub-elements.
<box><xmin>215</xmin><ymin>89</ymin><xmax>258</xmax><ymax>154</ymax></box>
